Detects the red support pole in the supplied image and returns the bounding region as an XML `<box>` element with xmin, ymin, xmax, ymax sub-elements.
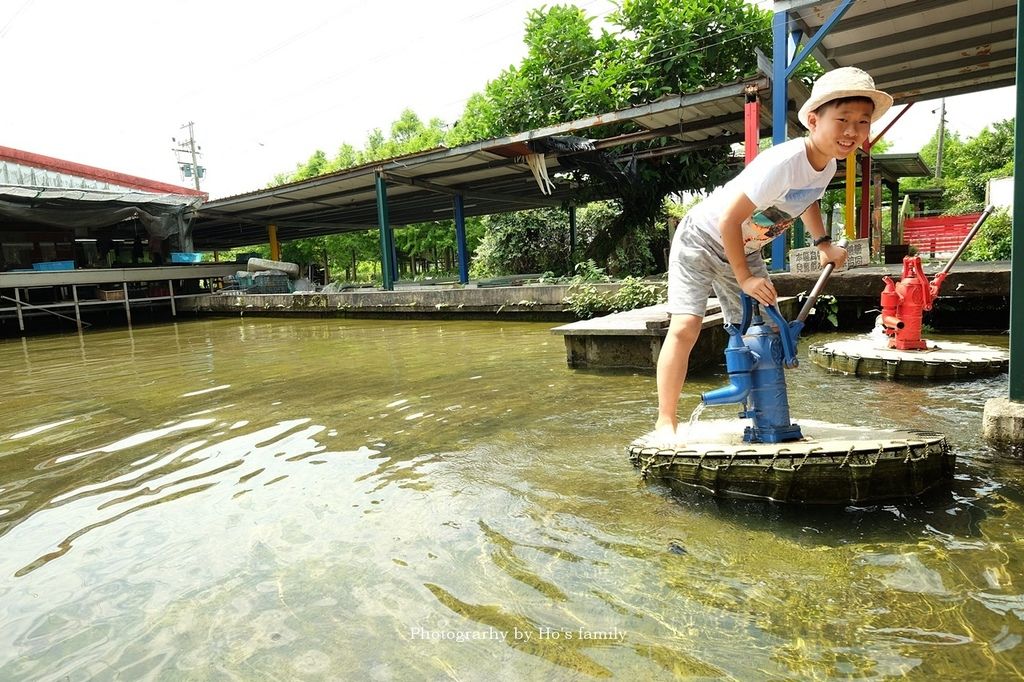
<box><xmin>744</xmin><ymin>85</ymin><xmax>760</xmax><ymax>165</ymax></box>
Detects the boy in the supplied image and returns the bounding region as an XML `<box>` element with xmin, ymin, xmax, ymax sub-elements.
<box><xmin>653</xmin><ymin>67</ymin><xmax>892</xmax><ymax>444</ymax></box>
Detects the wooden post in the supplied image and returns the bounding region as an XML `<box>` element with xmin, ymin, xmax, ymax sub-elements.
<box><xmin>268</xmin><ymin>224</ymin><xmax>280</xmax><ymax>261</ymax></box>
<box><xmin>845</xmin><ymin>154</ymin><xmax>857</xmax><ymax>240</ymax></box>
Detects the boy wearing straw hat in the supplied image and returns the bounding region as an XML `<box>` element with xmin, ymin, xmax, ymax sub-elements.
<box><xmin>652</xmin><ymin>67</ymin><xmax>892</xmax><ymax>445</ymax></box>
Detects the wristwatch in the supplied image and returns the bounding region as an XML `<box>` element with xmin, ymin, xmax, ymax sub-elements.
<box><xmin>812</xmin><ymin>235</ymin><xmax>832</xmax><ymax>246</ymax></box>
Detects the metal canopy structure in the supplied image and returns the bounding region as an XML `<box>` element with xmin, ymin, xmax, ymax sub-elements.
<box><xmin>190</xmin><ymin>75</ymin><xmax>810</xmax><ymax>251</ymax></box>
<box><xmin>834</xmin><ymin>153</ymin><xmax>931</xmax><ymax>185</ymax></box>
<box><xmin>779</xmin><ymin>0</ymin><xmax>1017</xmax><ymax>104</ymax></box>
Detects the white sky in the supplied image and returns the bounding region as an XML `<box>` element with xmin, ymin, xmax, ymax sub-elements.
<box><xmin>0</xmin><ymin>1</ymin><xmax>1016</xmax><ymax>200</ymax></box>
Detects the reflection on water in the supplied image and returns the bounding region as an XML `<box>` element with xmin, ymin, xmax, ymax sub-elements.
<box><xmin>0</xmin><ymin>320</ymin><xmax>1021</xmax><ymax>679</ymax></box>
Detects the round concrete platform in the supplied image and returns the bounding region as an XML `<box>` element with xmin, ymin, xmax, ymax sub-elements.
<box><xmin>809</xmin><ymin>335</ymin><xmax>1008</xmax><ymax>380</ymax></box>
<box><xmin>628</xmin><ymin>418</ymin><xmax>951</xmax><ymax>505</ymax></box>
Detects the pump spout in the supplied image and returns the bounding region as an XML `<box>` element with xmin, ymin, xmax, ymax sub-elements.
<box><xmin>881</xmin><ymin>315</ymin><xmax>905</xmax><ymax>330</ymax></box>
<box><xmin>701</xmin><ymin>331</ymin><xmax>756</xmax><ymax>406</ymax></box>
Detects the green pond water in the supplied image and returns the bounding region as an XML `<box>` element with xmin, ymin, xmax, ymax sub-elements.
<box><xmin>0</xmin><ymin>318</ymin><xmax>1021</xmax><ymax>680</ymax></box>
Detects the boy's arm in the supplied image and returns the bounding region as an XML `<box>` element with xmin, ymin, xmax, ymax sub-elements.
<box><xmin>719</xmin><ymin>192</ymin><xmax>777</xmax><ymax>307</ymax></box>
<box><xmin>802</xmin><ymin>202</ymin><xmax>848</xmax><ymax>268</ymax></box>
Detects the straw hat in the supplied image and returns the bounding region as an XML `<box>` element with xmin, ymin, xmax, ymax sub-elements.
<box><xmin>797</xmin><ymin>67</ymin><xmax>893</xmax><ymax>128</ymax></box>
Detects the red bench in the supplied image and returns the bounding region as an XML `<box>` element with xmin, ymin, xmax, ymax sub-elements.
<box><xmin>902</xmin><ymin>213</ymin><xmax>981</xmax><ymax>256</ymax></box>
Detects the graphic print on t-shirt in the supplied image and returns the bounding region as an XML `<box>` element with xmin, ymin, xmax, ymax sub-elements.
<box><xmin>741</xmin><ymin>206</ymin><xmax>805</xmax><ymax>253</ymax></box>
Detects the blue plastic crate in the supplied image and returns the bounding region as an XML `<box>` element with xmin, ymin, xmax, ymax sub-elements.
<box><xmin>32</xmin><ymin>260</ymin><xmax>75</xmax><ymax>271</ymax></box>
<box><xmin>170</xmin><ymin>252</ymin><xmax>203</xmax><ymax>263</ymax></box>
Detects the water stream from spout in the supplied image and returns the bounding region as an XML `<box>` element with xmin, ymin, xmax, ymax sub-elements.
<box><xmin>679</xmin><ymin>401</ymin><xmax>707</xmax><ymax>441</ymax></box>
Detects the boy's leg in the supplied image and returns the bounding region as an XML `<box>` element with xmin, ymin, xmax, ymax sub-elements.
<box><xmin>656</xmin><ymin>226</ymin><xmax>718</xmax><ymax>435</ymax></box>
<box><xmin>656</xmin><ymin>313</ymin><xmax>703</xmax><ymax>432</ymax></box>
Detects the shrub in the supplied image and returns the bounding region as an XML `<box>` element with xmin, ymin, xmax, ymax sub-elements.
<box><xmin>963</xmin><ymin>208</ymin><xmax>1011</xmax><ymax>261</ymax></box>
<box><xmin>610</xmin><ymin>276</ymin><xmax>664</xmax><ymax>312</ymax></box>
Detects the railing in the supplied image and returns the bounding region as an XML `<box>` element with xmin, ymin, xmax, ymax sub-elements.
<box><xmin>902</xmin><ymin>213</ymin><xmax>982</xmax><ymax>257</ymax></box>
<box><xmin>0</xmin><ymin>263</ymin><xmax>238</xmax><ymax>333</ymax></box>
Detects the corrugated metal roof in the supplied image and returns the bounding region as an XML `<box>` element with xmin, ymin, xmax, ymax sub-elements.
<box><xmin>0</xmin><ymin>185</ymin><xmax>202</xmax><ymax>208</ymax></box>
<box><xmin>192</xmin><ymin>76</ymin><xmax>808</xmax><ymax>249</ymax></box>
<box><xmin>0</xmin><ymin>159</ymin><xmax>140</xmax><ymax>193</ymax></box>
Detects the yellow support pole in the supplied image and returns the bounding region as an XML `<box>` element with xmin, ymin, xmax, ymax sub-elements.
<box><xmin>268</xmin><ymin>224</ymin><xmax>280</xmax><ymax>261</ymax></box>
<box><xmin>844</xmin><ymin>153</ymin><xmax>856</xmax><ymax>240</ymax></box>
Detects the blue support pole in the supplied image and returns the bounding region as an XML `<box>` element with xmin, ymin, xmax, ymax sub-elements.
<box><xmin>770</xmin><ymin>10</ymin><xmax>791</xmax><ymax>270</ymax></box>
<box><xmin>454</xmin><ymin>194</ymin><xmax>469</xmax><ymax>284</ymax></box>
<box><xmin>374</xmin><ymin>172</ymin><xmax>394</xmax><ymax>291</ymax></box>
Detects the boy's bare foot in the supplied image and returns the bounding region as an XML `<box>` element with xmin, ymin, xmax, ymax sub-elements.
<box><xmin>637</xmin><ymin>423</ymin><xmax>683</xmax><ymax>449</ymax></box>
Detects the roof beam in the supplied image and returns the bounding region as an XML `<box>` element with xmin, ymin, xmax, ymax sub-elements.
<box><xmin>772</xmin><ymin>0</ymin><xmax>830</xmax><ymax>12</ymax></box>
<box><xmin>873</xmin><ymin>49</ymin><xmax>1016</xmax><ymax>84</ymax></box>
<box><xmin>857</xmin><ymin>28</ymin><xmax>1017</xmax><ymax>72</ymax></box>
<box><xmin>592</xmin><ymin>111</ymin><xmax>749</xmax><ymax>148</ymax></box>
<box><xmin>382</xmin><ymin>172</ymin><xmax>564</xmax><ymax>208</ymax></box>
<box><xmin>886</xmin><ymin>65</ymin><xmax>1016</xmax><ymax>98</ymax></box>
<box><xmin>810</xmin><ymin>0</ymin><xmax>974</xmax><ymax>35</ymax></box>
<box><xmin>904</xmin><ymin>77</ymin><xmax>1016</xmax><ymax>104</ymax></box>
<box><xmin>827</xmin><ymin>6</ymin><xmax>1017</xmax><ymax>59</ymax></box>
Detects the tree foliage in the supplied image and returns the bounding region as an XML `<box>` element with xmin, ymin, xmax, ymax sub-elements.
<box><xmin>449</xmin><ymin>0</ymin><xmax>772</xmax><ymax>272</ymax></box>
<box><xmin>269</xmin><ymin>1</ymin><xmax>785</xmax><ymax>278</ymax></box>
<box><xmin>901</xmin><ymin>118</ymin><xmax>1014</xmax><ymax>216</ymax></box>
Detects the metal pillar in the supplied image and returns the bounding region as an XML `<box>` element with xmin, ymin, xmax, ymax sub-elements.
<box><xmin>122</xmin><ymin>282</ymin><xmax>132</xmax><ymax>326</ymax></box>
<box><xmin>168</xmin><ymin>279</ymin><xmax>177</xmax><ymax>316</ymax></box>
<box><xmin>375</xmin><ymin>172</ymin><xmax>395</xmax><ymax>291</ymax></box>
<box><xmin>72</xmin><ymin>285</ymin><xmax>82</xmax><ymax>332</ymax></box>
<box><xmin>454</xmin><ymin>194</ymin><xmax>469</xmax><ymax>284</ymax></box>
<box><xmin>14</xmin><ymin>288</ymin><xmax>24</xmax><ymax>332</ymax></box>
<box><xmin>1010</xmin><ymin>0</ymin><xmax>1024</xmax><ymax>401</ymax></box>
<box><xmin>771</xmin><ymin>0</ymin><xmax>856</xmax><ymax>270</ymax></box>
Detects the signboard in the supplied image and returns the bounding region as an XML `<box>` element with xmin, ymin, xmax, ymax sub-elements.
<box><xmin>788</xmin><ymin>238</ymin><xmax>869</xmax><ymax>274</ymax></box>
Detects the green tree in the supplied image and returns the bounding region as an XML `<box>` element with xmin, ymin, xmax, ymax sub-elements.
<box><xmin>449</xmin><ymin>0</ymin><xmax>773</xmax><ymax>272</ymax></box>
<box><xmin>901</xmin><ymin>118</ymin><xmax>1014</xmax><ymax>217</ymax></box>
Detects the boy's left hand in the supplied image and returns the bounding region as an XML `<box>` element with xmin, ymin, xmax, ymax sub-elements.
<box><xmin>818</xmin><ymin>243</ymin><xmax>848</xmax><ymax>269</ymax></box>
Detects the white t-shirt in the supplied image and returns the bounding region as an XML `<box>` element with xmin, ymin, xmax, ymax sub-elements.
<box><xmin>687</xmin><ymin>138</ymin><xmax>836</xmax><ymax>254</ymax></box>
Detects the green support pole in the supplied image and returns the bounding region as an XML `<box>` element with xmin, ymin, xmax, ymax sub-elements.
<box><xmin>375</xmin><ymin>172</ymin><xmax>394</xmax><ymax>291</ymax></box>
<box><xmin>1010</xmin><ymin>0</ymin><xmax>1024</xmax><ymax>401</ymax></box>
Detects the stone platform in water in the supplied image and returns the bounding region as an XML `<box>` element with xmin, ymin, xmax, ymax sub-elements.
<box><xmin>628</xmin><ymin>419</ymin><xmax>951</xmax><ymax>505</ymax></box>
<box><xmin>809</xmin><ymin>336</ymin><xmax>1008</xmax><ymax>380</ymax></box>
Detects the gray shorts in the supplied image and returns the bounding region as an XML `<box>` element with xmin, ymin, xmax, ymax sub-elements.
<box><xmin>667</xmin><ymin>220</ymin><xmax>770</xmax><ymax>324</ymax></box>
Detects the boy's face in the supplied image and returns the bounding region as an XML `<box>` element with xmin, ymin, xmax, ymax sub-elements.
<box><xmin>806</xmin><ymin>99</ymin><xmax>874</xmax><ymax>159</ymax></box>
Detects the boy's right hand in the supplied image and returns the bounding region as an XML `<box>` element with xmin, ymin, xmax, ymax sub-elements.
<box><xmin>741</xmin><ymin>276</ymin><xmax>777</xmax><ymax>307</ymax></box>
